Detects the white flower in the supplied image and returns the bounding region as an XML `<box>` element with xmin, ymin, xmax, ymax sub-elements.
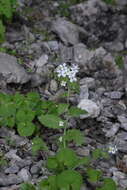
<box><xmin>56</xmin><ymin>63</ymin><xmax>79</xmax><ymax>83</ymax></box>
<box><xmin>108</xmin><ymin>145</ymin><xmax>118</xmax><ymax>154</ymax></box>
<box><xmin>59</xmin><ymin>121</ymin><xmax>64</xmax><ymax>127</ymax></box>
<box><xmin>61</xmin><ymin>81</ymin><xmax>66</xmax><ymax>87</ymax></box>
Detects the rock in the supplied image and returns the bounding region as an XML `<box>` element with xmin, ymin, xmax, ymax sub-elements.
<box><xmin>5</xmin><ymin>165</ymin><xmax>19</xmax><ymax>174</ymax></box>
<box><xmin>0</xmin><ymin>174</ymin><xmax>22</xmax><ymax>187</ymax></box>
<box><xmin>118</xmin><ymin>140</ymin><xmax>127</xmax><ymax>153</ymax></box>
<box><xmin>18</xmin><ymin>168</ymin><xmax>31</xmax><ymax>182</ymax></box>
<box><xmin>47</xmin><ymin>41</ymin><xmax>59</xmax><ymax>51</ymax></box>
<box><xmin>116</xmin><ymin>0</ymin><xmax>127</xmax><ymax>6</ymax></box>
<box><xmin>30</xmin><ymin>165</ymin><xmax>41</xmax><ymax>175</ymax></box>
<box><xmin>79</xmin><ymin>85</ymin><xmax>89</xmax><ymax>100</ymax></box>
<box><xmin>51</xmin><ymin>18</ymin><xmax>87</xmax><ymax>45</ymax></box>
<box><xmin>74</xmin><ymin>44</ymin><xmax>107</xmax><ymax>72</ymax></box>
<box><xmin>104</xmin><ymin>41</ymin><xmax>124</xmax><ymax>52</ymax></box>
<box><xmin>0</xmin><ymin>127</ymin><xmax>12</xmax><ymax>138</ymax></box>
<box><xmin>50</xmin><ymin>80</ymin><xmax>58</xmax><ymax>92</ymax></box>
<box><xmin>105</xmin><ymin>123</ymin><xmax>120</xmax><ymax>137</ymax></box>
<box><xmin>0</xmin><ymin>53</ymin><xmax>30</xmax><ymax>84</ymax></box>
<box><xmin>70</xmin><ymin>0</ymin><xmax>127</xmax><ymax>48</ymax></box>
<box><xmin>78</xmin><ymin>99</ymin><xmax>100</xmax><ymax>119</ymax></box>
<box><xmin>30</xmin><ymin>73</ymin><xmax>46</xmax><ymax>87</ymax></box>
<box><xmin>80</xmin><ymin>77</ymin><xmax>95</xmax><ymax>89</ymax></box>
<box><xmin>5</xmin><ymin>150</ymin><xmax>22</xmax><ymax>161</ymax></box>
<box><xmin>15</xmin><ymin>159</ymin><xmax>32</xmax><ymax>169</ymax></box>
<box><xmin>35</xmin><ymin>54</ymin><xmax>48</xmax><ymax>74</ymax></box>
<box><xmin>118</xmin><ymin>115</ymin><xmax>127</xmax><ymax>131</ymax></box>
<box><xmin>76</xmin><ymin>147</ymin><xmax>90</xmax><ymax>157</ymax></box>
<box><xmin>104</xmin><ymin>91</ymin><xmax>123</xmax><ymax>100</ymax></box>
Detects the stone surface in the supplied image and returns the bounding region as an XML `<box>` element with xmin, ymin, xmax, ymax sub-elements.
<box><xmin>51</xmin><ymin>18</ymin><xmax>87</xmax><ymax>45</ymax></box>
<box><xmin>18</xmin><ymin>168</ymin><xmax>31</xmax><ymax>182</ymax></box>
<box><xmin>118</xmin><ymin>115</ymin><xmax>127</xmax><ymax>131</ymax></box>
<box><xmin>0</xmin><ymin>174</ymin><xmax>22</xmax><ymax>187</ymax></box>
<box><xmin>78</xmin><ymin>99</ymin><xmax>100</xmax><ymax>119</ymax></box>
<box><xmin>104</xmin><ymin>123</ymin><xmax>120</xmax><ymax>137</ymax></box>
<box><xmin>0</xmin><ymin>53</ymin><xmax>30</xmax><ymax>84</ymax></box>
<box><xmin>5</xmin><ymin>165</ymin><xmax>20</xmax><ymax>174</ymax></box>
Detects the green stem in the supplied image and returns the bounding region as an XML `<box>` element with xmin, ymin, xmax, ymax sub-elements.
<box><xmin>63</xmin><ymin>87</ymin><xmax>70</xmax><ymax>148</ymax></box>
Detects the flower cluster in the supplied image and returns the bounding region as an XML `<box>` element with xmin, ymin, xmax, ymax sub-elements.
<box><xmin>56</xmin><ymin>63</ymin><xmax>79</xmax><ymax>83</ymax></box>
<box><xmin>108</xmin><ymin>145</ymin><xmax>118</xmax><ymax>154</ymax></box>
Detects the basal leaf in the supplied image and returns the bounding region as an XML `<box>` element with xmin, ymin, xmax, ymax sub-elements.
<box><xmin>63</xmin><ymin>129</ymin><xmax>84</xmax><ymax>146</ymax></box>
<box><xmin>57</xmin><ymin>103</ymin><xmax>69</xmax><ymax>115</ymax></box>
<box><xmin>38</xmin><ymin>114</ymin><xmax>65</xmax><ymax>129</ymax></box>
<box><xmin>87</xmin><ymin>168</ymin><xmax>102</xmax><ymax>183</ymax></box>
<box><xmin>68</xmin><ymin>106</ymin><xmax>88</xmax><ymax>117</ymax></box>
<box><xmin>96</xmin><ymin>178</ymin><xmax>117</xmax><ymax>190</ymax></box>
<box><xmin>56</xmin><ymin>148</ymin><xmax>78</xmax><ymax>169</ymax></box>
<box><xmin>17</xmin><ymin>122</ymin><xmax>35</xmax><ymax>136</ymax></box>
<box><xmin>46</xmin><ymin>157</ymin><xmax>58</xmax><ymax>170</ymax></box>
<box><xmin>57</xmin><ymin>170</ymin><xmax>82</xmax><ymax>190</ymax></box>
<box><xmin>32</xmin><ymin>137</ymin><xmax>48</xmax><ymax>154</ymax></box>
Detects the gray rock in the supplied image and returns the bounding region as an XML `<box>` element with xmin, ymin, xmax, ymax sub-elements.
<box><xmin>5</xmin><ymin>165</ymin><xmax>19</xmax><ymax>174</ymax></box>
<box><xmin>35</xmin><ymin>54</ymin><xmax>48</xmax><ymax>74</ymax></box>
<box><xmin>50</xmin><ymin>80</ymin><xmax>58</xmax><ymax>92</ymax></box>
<box><xmin>5</xmin><ymin>150</ymin><xmax>22</xmax><ymax>161</ymax></box>
<box><xmin>18</xmin><ymin>168</ymin><xmax>31</xmax><ymax>182</ymax></box>
<box><xmin>70</xmin><ymin>0</ymin><xmax>127</xmax><ymax>48</ymax></box>
<box><xmin>118</xmin><ymin>115</ymin><xmax>127</xmax><ymax>131</ymax></box>
<box><xmin>125</xmin><ymin>40</ymin><xmax>127</xmax><ymax>48</ymax></box>
<box><xmin>0</xmin><ymin>53</ymin><xmax>30</xmax><ymax>84</ymax></box>
<box><xmin>47</xmin><ymin>41</ymin><xmax>59</xmax><ymax>51</ymax></box>
<box><xmin>104</xmin><ymin>91</ymin><xmax>123</xmax><ymax>100</ymax></box>
<box><xmin>105</xmin><ymin>123</ymin><xmax>120</xmax><ymax>137</ymax></box>
<box><xmin>30</xmin><ymin>165</ymin><xmax>41</xmax><ymax>175</ymax></box>
<box><xmin>15</xmin><ymin>159</ymin><xmax>32</xmax><ymax>169</ymax></box>
<box><xmin>80</xmin><ymin>77</ymin><xmax>95</xmax><ymax>89</ymax></box>
<box><xmin>0</xmin><ymin>174</ymin><xmax>22</xmax><ymax>187</ymax></box>
<box><xmin>116</xmin><ymin>0</ymin><xmax>127</xmax><ymax>6</ymax></box>
<box><xmin>118</xmin><ymin>140</ymin><xmax>127</xmax><ymax>153</ymax></box>
<box><xmin>76</xmin><ymin>147</ymin><xmax>90</xmax><ymax>157</ymax></box>
<box><xmin>119</xmin><ymin>179</ymin><xmax>127</xmax><ymax>189</ymax></box>
<box><xmin>79</xmin><ymin>85</ymin><xmax>89</xmax><ymax>100</ymax></box>
<box><xmin>30</xmin><ymin>73</ymin><xmax>46</xmax><ymax>87</ymax></box>
<box><xmin>78</xmin><ymin>99</ymin><xmax>100</xmax><ymax>119</ymax></box>
<box><xmin>104</xmin><ymin>41</ymin><xmax>124</xmax><ymax>52</ymax></box>
<box><xmin>117</xmin><ymin>132</ymin><xmax>127</xmax><ymax>141</ymax></box>
<box><xmin>51</xmin><ymin>18</ymin><xmax>87</xmax><ymax>45</ymax></box>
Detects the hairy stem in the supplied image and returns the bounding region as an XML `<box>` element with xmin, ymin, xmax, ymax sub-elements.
<box><xmin>63</xmin><ymin>87</ymin><xmax>70</xmax><ymax>148</ymax></box>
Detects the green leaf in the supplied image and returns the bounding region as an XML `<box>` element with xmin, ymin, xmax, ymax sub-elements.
<box><xmin>92</xmin><ymin>149</ymin><xmax>109</xmax><ymax>160</ymax></box>
<box><xmin>96</xmin><ymin>178</ymin><xmax>117</xmax><ymax>190</ymax></box>
<box><xmin>38</xmin><ymin>114</ymin><xmax>65</xmax><ymax>129</ymax></box>
<box><xmin>78</xmin><ymin>156</ymin><xmax>91</xmax><ymax>166</ymax></box>
<box><xmin>57</xmin><ymin>103</ymin><xmax>69</xmax><ymax>115</ymax></box>
<box><xmin>92</xmin><ymin>149</ymin><xmax>102</xmax><ymax>160</ymax></box>
<box><xmin>87</xmin><ymin>168</ymin><xmax>102</xmax><ymax>183</ymax></box>
<box><xmin>0</xmin><ymin>0</ymin><xmax>12</xmax><ymax>19</ymax></box>
<box><xmin>68</xmin><ymin>106</ymin><xmax>87</xmax><ymax>117</ymax></box>
<box><xmin>20</xmin><ymin>183</ymin><xmax>36</xmax><ymax>190</ymax></box>
<box><xmin>17</xmin><ymin>122</ymin><xmax>35</xmax><ymax>136</ymax></box>
<box><xmin>7</xmin><ymin>117</ymin><xmax>15</xmax><ymax>127</ymax></box>
<box><xmin>16</xmin><ymin>109</ymin><xmax>35</xmax><ymax>122</ymax></box>
<box><xmin>32</xmin><ymin>137</ymin><xmax>48</xmax><ymax>154</ymax></box>
<box><xmin>0</xmin><ymin>20</ymin><xmax>5</xmax><ymax>42</ymax></box>
<box><xmin>46</xmin><ymin>157</ymin><xmax>58</xmax><ymax>170</ymax></box>
<box><xmin>63</xmin><ymin>129</ymin><xmax>84</xmax><ymax>146</ymax></box>
<box><xmin>39</xmin><ymin>176</ymin><xmax>57</xmax><ymax>190</ymax></box>
<box><xmin>57</xmin><ymin>170</ymin><xmax>82</xmax><ymax>190</ymax></box>
<box><xmin>56</xmin><ymin>148</ymin><xmax>78</xmax><ymax>169</ymax></box>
